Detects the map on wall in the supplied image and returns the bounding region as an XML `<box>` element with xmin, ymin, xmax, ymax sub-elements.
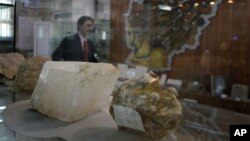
<box><xmin>124</xmin><ymin>0</ymin><xmax>222</xmax><ymax>71</ymax></box>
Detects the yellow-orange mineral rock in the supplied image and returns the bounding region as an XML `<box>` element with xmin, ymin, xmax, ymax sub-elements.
<box><xmin>111</xmin><ymin>73</ymin><xmax>182</xmax><ymax>139</ymax></box>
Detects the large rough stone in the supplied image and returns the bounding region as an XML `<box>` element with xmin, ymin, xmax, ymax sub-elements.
<box><xmin>0</xmin><ymin>53</ymin><xmax>25</xmax><ymax>79</ymax></box>
<box><xmin>111</xmin><ymin>72</ymin><xmax>182</xmax><ymax>140</ymax></box>
<box><xmin>11</xmin><ymin>56</ymin><xmax>51</xmax><ymax>94</ymax></box>
<box><xmin>31</xmin><ymin>61</ymin><xmax>119</xmax><ymax>122</ymax></box>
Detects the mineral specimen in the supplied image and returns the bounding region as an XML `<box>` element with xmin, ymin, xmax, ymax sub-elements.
<box><xmin>31</xmin><ymin>61</ymin><xmax>119</xmax><ymax>122</ymax></box>
<box><xmin>12</xmin><ymin>56</ymin><xmax>51</xmax><ymax>93</ymax></box>
<box><xmin>0</xmin><ymin>53</ymin><xmax>25</xmax><ymax>81</ymax></box>
<box><xmin>111</xmin><ymin>72</ymin><xmax>182</xmax><ymax>139</ymax></box>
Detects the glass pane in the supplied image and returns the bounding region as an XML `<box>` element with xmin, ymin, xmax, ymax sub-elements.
<box><xmin>0</xmin><ymin>4</ymin><xmax>14</xmax><ymax>52</ymax></box>
<box><xmin>0</xmin><ymin>0</ymin><xmax>15</xmax><ymax>5</ymax></box>
<box><xmin>0</xmin><ymin>5</ymin><xmax>14</xmax><ymax>38</ymax></box>
<box><xmin>110</xmin><ymin>0</ymin><xmax>250</xmax><ymax>113</ymax></box>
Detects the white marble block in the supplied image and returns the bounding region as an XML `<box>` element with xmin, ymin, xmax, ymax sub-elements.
<box><xmin>31</xmin><ymin>61</ymin><xmax>119</xmax><ymax>122</ymax></box>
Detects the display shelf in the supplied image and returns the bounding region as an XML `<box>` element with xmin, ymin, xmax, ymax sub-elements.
<box><xmin>178</xmin><ymin>92</ymin><xmax>250</xmax><ymax>115</ymax></box>
<box><xmin>3</xmin><ymin>99</ymin><xmax>250</xmax><ymax>141</ymax></box>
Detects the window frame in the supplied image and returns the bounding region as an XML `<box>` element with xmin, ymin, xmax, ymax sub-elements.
<box><xmin>0</xmin><ymin>1</ymin><xmax>15</xmax><ymax>40</ymax></box>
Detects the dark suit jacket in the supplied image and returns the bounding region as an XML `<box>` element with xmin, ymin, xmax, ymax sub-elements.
<box><xmin>52</xmin><ymin>34</ymin><xmax>97</xmax><ymax>62</ymax></box>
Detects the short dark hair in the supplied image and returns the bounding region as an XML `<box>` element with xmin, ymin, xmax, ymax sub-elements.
<box><xmin>77</xmin><ymin>16</ymin><xmax>94</xmax><ymax>31</ymax></box>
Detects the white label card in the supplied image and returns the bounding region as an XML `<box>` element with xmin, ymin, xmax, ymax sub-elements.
<box><xmin>112</xmin><ymin>105</ymin><xmax>145</xmax><ymax>132</ymax></box>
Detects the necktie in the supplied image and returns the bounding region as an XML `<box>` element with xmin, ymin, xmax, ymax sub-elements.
<box><xmin>83</xmin><ymin>40</ymin><xmax>89</xmax><ymax>61</ymax></box>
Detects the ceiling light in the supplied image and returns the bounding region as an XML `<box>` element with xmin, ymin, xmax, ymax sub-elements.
<box><xmin>210</xmin><ymin>1</ymin><xmax>215</xmax><ymax>5</ymax></box>
<box><xmin>194</xmin><ymin>3</ymin><xmax>199</xmax><ymax>7</ymax></box>
<box><xmin>178</xmin><ymin>3</ymin><xmax>183</xmax><ymax>7</ymax></box>
<box><xmin>158</xmin><ymin>5</ymin><xmax>172</xmax><ymax>11</ymax></box>
<box><xmin>0</xmin><ymin>106</ymin><xmax>6</xmax><ymax>110</ymax></box>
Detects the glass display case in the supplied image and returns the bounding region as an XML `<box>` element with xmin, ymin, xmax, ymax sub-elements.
<box><xmin>110</xmin><ymin>0</ymin><xmax>250</xmax><ymax>111</ymax></box>
<box><xmin>1</xmin><ymin>0</ymin><xmax>250</xmax><ymax>141</ymax></box>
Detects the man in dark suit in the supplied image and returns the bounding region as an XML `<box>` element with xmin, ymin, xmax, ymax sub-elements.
<box><xmin>52</xmin><ymin>16</ymin><xmax>97</xmax><ymax>62</ymax></box>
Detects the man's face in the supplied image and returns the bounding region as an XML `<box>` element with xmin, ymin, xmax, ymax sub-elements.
<box><xmin>79</xmin><ymin>20</ymin><xmax>94</xmax><ymax>37</ymax></box>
